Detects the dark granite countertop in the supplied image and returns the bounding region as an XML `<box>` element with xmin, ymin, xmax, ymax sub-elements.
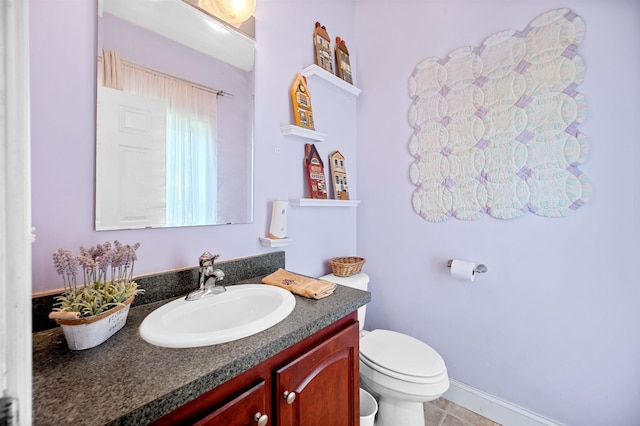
<box><xmin>33</xmin><ymin>283</ymin><xmax>370</xmax><ymax>425</ymax></box>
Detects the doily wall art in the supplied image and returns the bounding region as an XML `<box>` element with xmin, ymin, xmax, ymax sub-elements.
<box><xmin>408</xmin><ymin>8</ymin><xmax>590</xmax><ymax>222</ymax></box>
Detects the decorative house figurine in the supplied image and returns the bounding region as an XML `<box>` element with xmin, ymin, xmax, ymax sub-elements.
<box><xmin>304</xmin><ymin>143</ymin><xmax>327</xmax><ymax>199</ymax></box>
<box><xmin>329</xmin><ymin>150</ymin><xmax>349</xmax><ymax>200</ymax></box>
<box><xmin>335</xmin><ymin>37</ymin><xmax>353</xmax><ymax>84</ymax></box>
<box><xmin>313</xmin><ymin>22</ymin><xmax>333</xmax><ymax>73</ymax></box>
<box><xmin>290</xmin><ymin>73</ymin><xmax>315</xmax><ymax>130</ymax></box>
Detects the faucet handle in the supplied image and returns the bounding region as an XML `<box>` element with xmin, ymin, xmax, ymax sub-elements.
<box><xmin>199</xmin><ymin>252</ymin><xmax>220</xmax><ymax>267</ymax></box>
<box><xmin>213</xmin><ymin>269</ymin><xmax>225</xmax><ymax>281</ymax></box>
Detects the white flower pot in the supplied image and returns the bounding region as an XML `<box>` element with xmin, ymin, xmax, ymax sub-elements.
<box><xmin>53</xmin><ymin>295</ymin><xmax>135</xmax><ymax>350</ymax></box>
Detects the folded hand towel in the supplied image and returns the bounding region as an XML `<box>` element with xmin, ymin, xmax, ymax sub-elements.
<box><xmin>262</xmin><ymin>269</ymin><xmax>337</xmax><ymax>299</ymax></box>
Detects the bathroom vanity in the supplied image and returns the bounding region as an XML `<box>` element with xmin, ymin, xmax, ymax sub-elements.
<box><xmin>32</xmin><ymin>257</ymin><xmax>370</xmax><ymax>425</ymax></box>
<box><xmin>153</xmin><ymin>315</ymin><xmax>359</xmax><ymax>425</ymax></box>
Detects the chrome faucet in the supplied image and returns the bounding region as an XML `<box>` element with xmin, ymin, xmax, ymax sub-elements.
<box><xmin>186</xmin><ymin>252</ymin><xmax>226</xmax><ymax>301</ymax></box>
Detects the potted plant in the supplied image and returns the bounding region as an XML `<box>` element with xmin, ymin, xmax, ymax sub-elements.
<box><xmin>49</xmin><ymin>240</ymin><xmax>143</xmax><ymax>350</ymax></box>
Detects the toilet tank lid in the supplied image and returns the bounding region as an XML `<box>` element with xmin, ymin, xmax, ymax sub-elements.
<box><xmin>319</xmin><ymin>273</ymin><xmax>369</xmax><ymax>291</ymax></box>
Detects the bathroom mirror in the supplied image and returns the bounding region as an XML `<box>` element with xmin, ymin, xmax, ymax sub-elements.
<box><xmin>95</xmin><ymin>0</ymin><xmax>254</xmax><ymax>230</ymax></box>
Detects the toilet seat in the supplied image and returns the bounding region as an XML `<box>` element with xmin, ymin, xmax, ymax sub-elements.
<box><xmin>360</xmin><ymin>329</ymin><xmax>447</xmax><ymax>384</ymax></box>
<box><xmin>360</xmin><ymin>360</ymin><xmax>450</xmax><ymax>400</ymax></box>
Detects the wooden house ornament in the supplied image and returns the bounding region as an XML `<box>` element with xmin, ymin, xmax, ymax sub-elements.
<box><xmin>304</xmin><ymin>143</ymin><xmax>327</xmax><ymax>199</ymax></box>
<box><xmin>335</xmin><ymin>37</ymin><xmax>353</xmax><ymax>84</ymax></box>
<box><xmin>329</xmin><ymin>150</ymin><xmax>349</xmax><ymax>200</ymax></box>
<box><xmin>313</xmin><ymin>22</ymin><xmax>334</xmax><ymax>74</ymax></box>
<box><xmin>290</xmin><ymin>73</ymin><xmax>314</xmax><ymax>130</ymax></box>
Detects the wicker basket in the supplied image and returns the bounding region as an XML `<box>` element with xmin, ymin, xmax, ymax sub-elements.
<box><xmin>328</xmin><ymin>256</ymin><xmax>366</xmax><ymax>277</ymax></box>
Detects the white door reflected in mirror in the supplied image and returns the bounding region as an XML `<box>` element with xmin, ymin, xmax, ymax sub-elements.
<box><xmin>96</xmin><ymin>88</ymin><xmax>167</xmax><ymax>230</ymax></box>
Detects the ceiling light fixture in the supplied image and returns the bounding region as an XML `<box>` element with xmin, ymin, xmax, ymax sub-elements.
<box><xmin>197</xmin><ymin>0</ymin><xmax>256</xmax><ymax>26</ymax></box>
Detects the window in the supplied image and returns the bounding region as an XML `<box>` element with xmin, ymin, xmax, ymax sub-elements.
<box><xmin>121</xmin><ymin>62</ymin><xmax>219</xmax><ymax>226</ymax></box>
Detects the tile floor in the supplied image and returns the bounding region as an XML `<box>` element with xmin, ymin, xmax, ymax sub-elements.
<box><xmin>424</xmin><ymin>398</ymin><xmax>501</xmax><ymax>426</ymax></box>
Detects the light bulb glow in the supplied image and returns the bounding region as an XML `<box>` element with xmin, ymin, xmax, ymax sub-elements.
<box><xmin>198</xmin><ymin>0</ymin><xmax>255</xmax><ymax>26</ymax></box>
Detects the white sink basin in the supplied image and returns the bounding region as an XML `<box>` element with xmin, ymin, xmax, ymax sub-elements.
<box><xmin>139</xmin><ymin>284</ymin><xmax>296</xmax><ymax>348</ymax></box>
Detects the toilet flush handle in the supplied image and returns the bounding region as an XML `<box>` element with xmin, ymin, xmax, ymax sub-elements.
<box><xmin>283</xmin><ymin>390</ymin><xmax>296</xmax><ymax>404</ymax></box>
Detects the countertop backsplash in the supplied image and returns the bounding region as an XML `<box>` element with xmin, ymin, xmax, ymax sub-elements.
<box><xmin>32</xmin><ymin>251</ymin><xmax>286</xmax><ymax>332</ymax></box>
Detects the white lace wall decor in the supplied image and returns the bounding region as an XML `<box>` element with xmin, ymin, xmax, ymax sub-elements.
<box><xmin>408</xmin><ymin>9</ymin><xmax>590</xmax><ymax>222</ymax></box>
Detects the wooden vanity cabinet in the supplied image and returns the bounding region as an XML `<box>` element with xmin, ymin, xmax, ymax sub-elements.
<box><xmin>151</xmin><ymin>313</ymin><xmax>359</xmax><ymax>426</ymax></box>
<box><xmin>276</xmin><ymin>321</ymin><xmax>359</xmax><ymax>426</ymax></box>
<box><xmin>194</xmin><ymin>379</ymin><xmax>269</xmax><ymax>426</ymax></box>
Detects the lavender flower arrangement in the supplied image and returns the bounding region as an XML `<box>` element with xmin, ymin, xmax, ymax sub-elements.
<box><xmin>51</xmin><ymin>241</ymin><xmax>143</xmax><ymax>317</ymax></box>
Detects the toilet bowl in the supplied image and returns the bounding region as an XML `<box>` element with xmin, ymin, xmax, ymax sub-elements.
<box><xmin>321</xmin><ymin>273</ymin><xmax>450</xmax><ymax>426</ymax></box>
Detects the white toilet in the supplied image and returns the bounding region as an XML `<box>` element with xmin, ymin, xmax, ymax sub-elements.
<box><xmin>321</xmin><ymin>273</ymin><xmax>449</xmax><ymax>426</ymax></box>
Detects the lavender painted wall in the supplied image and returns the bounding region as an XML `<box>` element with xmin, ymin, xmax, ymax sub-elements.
<box><xmin>30</xmin><ymin>0</ymin><xmax>640</xmax><ymax>424</ymax></box>
<box><xmin>29</xmin><ymin>0</ymin><xmax>358</xmax><ymax>294</ymax></box>
<box><xmin>355</xmin><ymin>1</ymin><xmax>640</xmax><ymax>425</ymax></box>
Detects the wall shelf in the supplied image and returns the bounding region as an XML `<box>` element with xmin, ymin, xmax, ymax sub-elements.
<box><xmin>259</xmin><ymin>237</ymin><xmax>293</xmax><ymax>247</ymax></box>
<box><xmin>301</xmin><ymin>64</ymin><xmax>362</xmax><ymax>96</ymax></box>
<box><xmin>289</xmin><ymin>198</ymin><xmax>360</xmax><ymax>207</ymax></box>
<box><xmin>280</xmin><ymin>125</ymin><xmax>327</xmax><ymax>142</ymax></box>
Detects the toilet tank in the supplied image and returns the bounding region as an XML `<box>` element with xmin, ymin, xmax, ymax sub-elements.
<box><xmin>320</xmin><ymin>273</ymin><xmax>369</xmax><ymax>331</ymax></box>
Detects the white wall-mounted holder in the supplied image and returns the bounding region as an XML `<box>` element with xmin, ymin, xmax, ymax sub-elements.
<box><xmin>447</xmin><ymin>259</ymin><xmax>488</xmax><ymax>282</ymax></box>
<box><xmin>447</xmin><ymin>259</ymin><xmax>488</xmax><ymax>274</ymax></box>
<box><xmin>259</xmin><ymin>237</ymin><xmax>292</xmax><ymax>247</ymax></box>
<box><xmin>301</xmin><ymin>64</ymin><xmax>362</xmax><ymax>96</ymax></box>
<box><xmin>289</xmin><ymin>198</ymin><xmax>360</xmax><ymax>207</ymax></box>
<box><xmin>280</xmin><ymin>125</ymin><xmax>327</xmax><ymax>141</ymax></box>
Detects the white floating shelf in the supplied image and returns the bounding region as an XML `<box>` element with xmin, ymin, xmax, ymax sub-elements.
<box><xmin>259</xmin><ymin>237</ymin><xmax>293</xmax><ymax>247</ymax></box>
<box><xmin>301</xmin><ymin>64</ymin><xmax>362</xmax><ymax>96</ymax></box>
<box><xmin>280</xmin><ymin>125</ymin><xmax>328</xmax><ymax>142</ymax></box>
<box><xmin>289</xmin><ymin>198</ymin><xmax>360</xmax><ymax>207</ymax></box>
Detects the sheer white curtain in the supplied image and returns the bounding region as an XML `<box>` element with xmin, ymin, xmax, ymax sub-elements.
<box><xmin>120</xmin><ymin>61</ymin><xmax>218</xmax><ymax>226</ymax></box>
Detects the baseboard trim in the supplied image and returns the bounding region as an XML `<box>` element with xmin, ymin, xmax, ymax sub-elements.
<box><xmin>443</xmin><ymin>379</ymin><xmax>564</xmax><ymax>426</ymax></box>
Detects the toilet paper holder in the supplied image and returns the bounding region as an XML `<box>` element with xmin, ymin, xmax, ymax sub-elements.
<box><xmin>447</xmin><ymin>259</ymin><xmax>488</xmax><ymax>273</ymax></box>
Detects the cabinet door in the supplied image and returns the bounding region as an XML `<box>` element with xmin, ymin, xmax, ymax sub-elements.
<box><xmin>276</xmin><ymin>322</ymin><xmax>359</xmax><ymax>426</ymax></box>
<box><xmin>194</xmin><ymin>380</ymin><xmax>270</xmax><ymax>426</ymax></box>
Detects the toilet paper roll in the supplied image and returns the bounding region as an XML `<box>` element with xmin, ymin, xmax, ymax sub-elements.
<box><xmin>450</xmin><ymin>259</ymin><xmax>476</xmax><ymax>282</ymax></box>
<box><xmin>269</xmin><ymin>200</ymin><xmax>288</xmax><ymax>239</ymax></box>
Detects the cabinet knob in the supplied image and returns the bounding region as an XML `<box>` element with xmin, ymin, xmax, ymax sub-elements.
<box><xmin>283</xmin><ymin>390</ymin><xmax>296</xmax><ymax>405</ymax></box>
<box><xmin>254</xmin><ymin>412</ymin><xmax>268</xmax><ymax>426</ymax></box>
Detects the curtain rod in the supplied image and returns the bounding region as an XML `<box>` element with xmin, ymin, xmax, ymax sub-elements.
<box><xmin>97</xmin><ymin>55</ymin><xmax>233</xmax><ymax>98</ymax></box>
